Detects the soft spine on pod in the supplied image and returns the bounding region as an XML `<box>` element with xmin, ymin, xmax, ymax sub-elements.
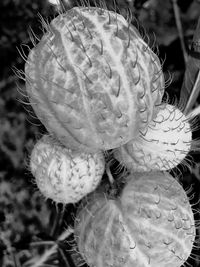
<box><xmin>74</xmin><ymin>172</ymin><xmax>195</xmax><ymax>267</ymax></box>
<box><xmin>113</xmin><ymin>103</ymin><xmax>193</xmax><ymax>172</ymax></box>
<box><xmin>30</xmin><ymin>135</ymin><xmax>105</xmax><ymax>204</ymax></box>
<box><xmin>25</xmin><ymin>6</ymin><xmax>165</xmax><ymax>153</ymax></box>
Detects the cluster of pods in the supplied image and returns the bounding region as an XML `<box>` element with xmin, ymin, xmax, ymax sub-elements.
<box><xmin>22</xmin><ymin>3</ymin><xmax>199</xmax><ymax>267</ymax></box>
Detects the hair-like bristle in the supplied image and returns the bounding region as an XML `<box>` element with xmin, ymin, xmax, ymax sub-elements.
<box><xmin>37</xmin><ymin>12</ymin><xmax>52</xmax><ymax>34</ymax></box>
<box><xmin>45</xmin><ymin>41</ymin><xmax>68</xmax><ymax>72</ymax></box>
<box><xmin>186</xmin><ymin>251</ymin><xmax>200</xmax><ymax>266</ymax></box>
<box><xmin>101</xmin><ymin>0</ymin><xmax>108</xmax><ymax>11</ymax></box>
<box><xmin>58</xmin><ymin>0</ymin><xmax>68</xmax><ymax>14</ymax></box>
<box><xmin>190</xmin><ymin>138</ymin><xmax>200</xmax><ymax>152</ymax></box>
<box><xmin>13</xmin><ymin>72</ymin><xmax>44</xmax><ymax>127</ymax></box>
<box><xmin>163</xmin><ymin>70</ymin><xmax>173</xmax><ymax>89</ymax></box>
<box><xmin>12</xmin><ymin>66</ymin><xmax>26</xmax><ymax>82</ymax></box>
<box><xmin>188</xmin><ymin>116</ymin><xmax>200</xmax><ymax>132</ymax></box>
<box><xmin>141</xmin><ymin>25</ymin><xmax>150</xmax><ymax>52</ymax></box>
<box><xmin>125</xmin><ymin>6</ymin><xmax>132</xmax><ymax>25</ymax></box>
<box><xmin>28</xmin><ymin>27</ymin><xmax>40</xmax><ymax>47</ymax></box>
<box><xmin>152</xmin><ymin>68</ymin><xmax>163</xmax><ymax>84</ymax></box>
<box><xmin>16</xmin><ymin>45</ymin><xmax>28</xmax><ymax>63</ymax></box>
<box><xmin>25</xmin><ymin>113</ymin><xmax>43</xmax><ymax>127</ymax></box>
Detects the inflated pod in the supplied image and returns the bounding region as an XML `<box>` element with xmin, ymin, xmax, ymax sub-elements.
<box><xmin>74</xmin><ymin>172</ymin><xmax>195</xmax><ymax>267</ymax></box>
<box><xmin>113</xmin><ymin>104</ymin><xmax>192</xmax><ymax>172</ymax></box>
<box><xmin>25</xmin><ymin>6</ymin><xmax>164</xmax><ymax>153</ymax></box>
<box><xmin>30</xmin><ymin>135</ymin><xmax>105</xmax><ymax>204</ymax></box>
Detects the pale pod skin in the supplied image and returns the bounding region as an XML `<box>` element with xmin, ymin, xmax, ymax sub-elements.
<box><xmin>74</xmin><ymin>172</ymin><xmax>195</xmax><ymax>267</ymax></box>
<box><xmin>25</xmin><ymin>6</ymin><xmax>164</xmax><ymax>153</ymax></box>
<box><xmin>114</xmin><ymin>104</ymin><xmax>192</xmax><ymax>172</ymax></box>
<box><xmin>30</xmin><ymin>135</ymin><xmax>105</xmax><ymax>204</ymax></box>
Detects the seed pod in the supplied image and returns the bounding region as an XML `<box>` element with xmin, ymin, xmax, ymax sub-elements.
<box><xmin>25</xmin><ymin>6</ymin><xmax>164</xmax><ymax>153</ymax></box>
<box><xmin>74</xmin><ymin>172</ymin><xmax>195</xmax><ymax>267</ymax></box>
<box><xmin>113</xmin><ymin>104</ymin><xmax>192</xmax><ymax>172</ymax></box>
<box><xmin>30</xmin><ymin>135</ymin><xmax>105</xmax><ymax>204</ymax></box>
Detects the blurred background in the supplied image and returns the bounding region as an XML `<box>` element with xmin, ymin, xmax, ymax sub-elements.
<box><xmin>0</xmin><ymin>0</ymin><xmax>200</xmax><ymax>266</ymax></box>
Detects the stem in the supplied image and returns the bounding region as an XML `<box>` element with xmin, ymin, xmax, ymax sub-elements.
<box><xmin>50</xmin><ymin>205</ymin><xmax>65</xmax><ymax>238</ymax></box>
<box><xmin>26</xmin><ymin>228</ymin><xmax>74</xmax><ymax>267</ymax></box>
<box><xmin>184</xmin><ymin>70</ymin><xmax>200</xmax><ymax>115</ymax></box>
<box><xmin>29</xmin><ymin>241</ymin><xmax>55</xmax><ymax>247</ymax></box>
<box><xmin>181</xmin><ymin>16</ymin><xmax>200</xmax><ymax>113</ymax></box>
<box><xmin>105</xmin><ymin>161</ymin><xmax>114</xmax><ymax>184</ymax></box>
<box><xmin>172</xmin><ymin>0</ymin><xmax>187</xmax><ymax>65</ymax></box>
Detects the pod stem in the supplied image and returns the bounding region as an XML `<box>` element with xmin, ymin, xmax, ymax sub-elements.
<box><xmin>105</xmin><ymin>161</ymin><xmax>115</xmax><ymax>184</ymax></box>
<box><xmin>172</xmin><ymin>0</ymin><xmax>187</xmax><ymax>65</ymax></box>
<box><xmin>27</xmin><ymin>228</ymin><xmax>74</xmax><ymax>267</ymax></box>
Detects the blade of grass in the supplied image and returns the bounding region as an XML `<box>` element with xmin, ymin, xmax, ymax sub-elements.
<box><xmin>172</xmin><ymin>0</ymin><xmax>187</xmax><ymax>65</ymax></box>
<box><xmin>181</xmin><ymin>16</ymin><xmax>200</xmax><ymax>114</ymax></box>
<box><xmin>23</xmin><ymin>228</ymin><xmax>74</xmax><ymax>267</ymax></box>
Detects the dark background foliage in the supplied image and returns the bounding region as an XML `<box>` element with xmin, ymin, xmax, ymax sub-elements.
<box><xmin>0</xmin><ymin>0</ymin><xmax>200</xmax><ymax>266</ymax></box>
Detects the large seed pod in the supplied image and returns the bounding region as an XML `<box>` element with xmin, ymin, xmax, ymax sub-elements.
<box><xmin>30</xmin><ymin>135</ymin><xmax>105</xmax><ymax>204</ymax></box>
<box><xmin>113</xmin><ymin>104</ymin><xmax>192</xmax><ymax>172</ymax></box>
<box><xmin>25</xmin><ymin>6</ymin><xmax>164</xmax><ymax>153</ymax></box>
<box><xmin>74</xmin><ymin>172</ymin><xmax>195</xmax><ymax>267</ymax></box>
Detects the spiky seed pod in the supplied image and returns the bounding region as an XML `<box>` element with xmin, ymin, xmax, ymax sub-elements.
<box><xmin>25</xmin><ymin>6</ymin><xmax>164</xmax><ymax>153</ymax></box>
<box><xmin>113</xmin><ymin>104</ymin><xmax>192</xmax><ymax>172</ymax></box>
<box><xmin>30</xmin><ymin>135</ymin><xmax>105</xmax><ymax>204</ymax></box>
<box><xmin>74</xmin><ymin>172</ymin><xmax>195</xmax><ymax>267</ymax></box>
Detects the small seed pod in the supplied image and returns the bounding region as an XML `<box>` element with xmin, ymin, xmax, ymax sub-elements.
<box><xmin>30</xmin><ymin>135</ymin><xmax>105</xmax><ymax>204</ymax></box>
<box><xmin>74</xmin><ymin>172</ymin><xmax>195</xmax><ymax>267</ymax></box>
<box><xmin>25</xmin><ymin>5</ymin><xmax>164</xmax><ymax>153</ymax></box>
<box><xmin>113</xmin><ymin>104</ymin><xmax>192</xmax><ymax>172</ymax></box>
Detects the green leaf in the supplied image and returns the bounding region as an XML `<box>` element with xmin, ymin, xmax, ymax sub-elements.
<box><xmin>181</xmin><ymin>16</ymin><xmax>200</xmax><ymax>115</ymax></box>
